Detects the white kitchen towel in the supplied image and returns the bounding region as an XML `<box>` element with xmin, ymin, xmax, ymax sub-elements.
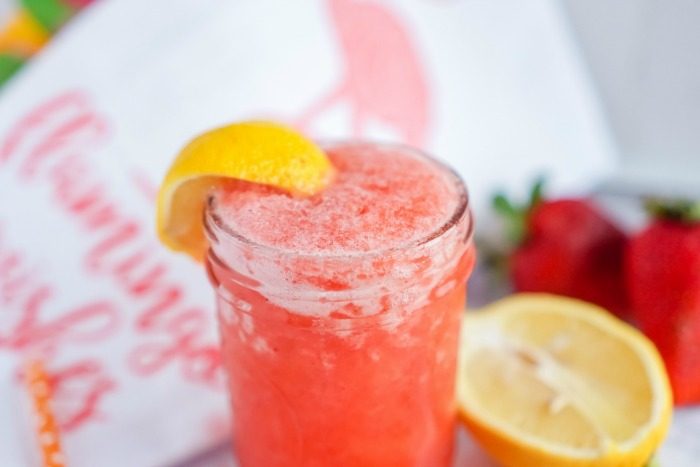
<box><xmin>0</xmin><ymin>1</ymin><xmax>615</xmax><ymax>466</ymax></box>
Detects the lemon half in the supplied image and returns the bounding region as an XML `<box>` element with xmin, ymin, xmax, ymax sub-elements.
<box><xmin>458</xmin><ymin>294</ymin><xmax>672</xmax><ymax>467</ymax></box>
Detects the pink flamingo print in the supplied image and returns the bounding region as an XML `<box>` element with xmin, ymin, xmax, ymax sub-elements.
<box><xmin>295</xmin><ymin>0</ymin><xmax>431</xmax><ymax>146</ymax></box>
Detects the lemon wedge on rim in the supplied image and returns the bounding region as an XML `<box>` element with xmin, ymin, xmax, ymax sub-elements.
<box><xmin>156</xmin><ymin>121</ymin><xmax>332</xmax><ymax>260</ymax></box>
<box><xmin>458</xmin><ymin>294</ymin><xmax>672</xmax><ymax>467</ymax></box>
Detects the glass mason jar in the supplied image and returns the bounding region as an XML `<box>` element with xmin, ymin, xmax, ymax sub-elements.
<box><xmin>204</xmin><ymin>142</ymin><xmax>475</xmax><ymax>467</ymax></box>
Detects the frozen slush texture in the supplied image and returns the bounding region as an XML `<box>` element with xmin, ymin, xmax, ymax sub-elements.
<box><xmin>217</xmin><ymin>143</ymin><xmax>460</xmax><ymax>253</ymax></box>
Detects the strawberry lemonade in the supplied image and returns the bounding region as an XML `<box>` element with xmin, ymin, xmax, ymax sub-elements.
<box><xmin>204</xmin><ymin>142</ymin><xmax>474</xmax><ymax>466</ymax></box>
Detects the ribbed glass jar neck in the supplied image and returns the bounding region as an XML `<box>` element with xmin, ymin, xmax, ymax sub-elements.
<box><xmin>204</xmin><ymin>142</ymin><xmax>473</xmax><ymax>318</ymax></box>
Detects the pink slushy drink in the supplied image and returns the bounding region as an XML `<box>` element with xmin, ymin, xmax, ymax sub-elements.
<box><xmin>205</xmin><ymin>142</ymin><xmax>474</xmax><ymax>466</ymax></box>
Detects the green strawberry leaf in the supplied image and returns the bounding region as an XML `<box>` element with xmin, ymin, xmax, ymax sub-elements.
<box><xmin>528</xmin><ymin>176</ymin><xmax>545</xmax><ymax>209</ymax></box>
<box><xmin>492</xmin><ymin>176</ymin><xmax>548</xmax><ymax>245</ymax></box>
<box><xmin>21</xmin><ymin>0</ymin><xmax>75</xmax><ymax>33</ymax></box>
<box><xmin>645</xmin><ymin>198</ymin><xmax>700</xmax><ymax>224</ymax></box>
<box><xmin>492</xmin><ymin>193</ymin><xmax>526</xmax><ymax>244</ymax></box>
<box><xmin>493</xmin><ymin>193</ymin><xmax>517</xmax><ymax>216</ymax></box>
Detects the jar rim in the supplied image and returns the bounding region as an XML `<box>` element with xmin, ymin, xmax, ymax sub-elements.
<box><xmin>204</xmin><ymin>140</ymin><xmax>473</xmax><ymax>261</ymax></box>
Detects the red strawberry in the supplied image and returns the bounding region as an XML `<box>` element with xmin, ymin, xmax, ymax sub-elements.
<box><xmin>626</xmin><ymin>199</ymin><xmax>700</xmax><ymax>405</ymax></box>
<box><xmin>494</xmin><ymin>181</ymin><xmax>628</xmax><ymax>317</ymax></box>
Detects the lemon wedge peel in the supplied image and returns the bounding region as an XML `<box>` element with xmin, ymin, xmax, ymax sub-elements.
<box><xmin>155</xmin><ymin>121</ymin><xmax>333</xmax><ymax>261</ymax></box>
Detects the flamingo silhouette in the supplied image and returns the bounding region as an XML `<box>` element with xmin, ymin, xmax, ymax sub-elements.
<box><xmin>295</xmin><ymin>0</ymin><xmax>431</xmax><ymax>146</ymax></box>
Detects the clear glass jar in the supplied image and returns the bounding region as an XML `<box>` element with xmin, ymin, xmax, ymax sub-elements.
<box><xmin>205</xmin><ymin>142</ymin><xmax>474</xmax><ymax>467</ymax></box>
